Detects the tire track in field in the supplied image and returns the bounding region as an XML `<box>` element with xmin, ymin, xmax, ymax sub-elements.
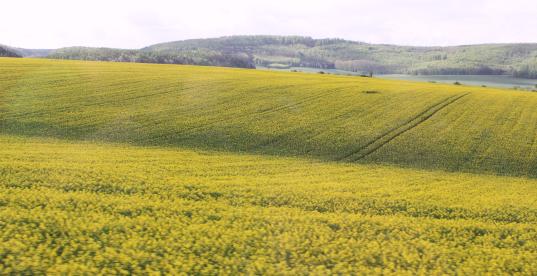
<box><xmin>341</xmin><ymin>92</ymin><xmax>469</xmax><ymax>162</ymax></box>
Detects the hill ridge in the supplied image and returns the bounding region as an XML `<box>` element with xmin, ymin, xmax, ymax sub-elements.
<box><xmin>5</xmin><ymin>35</ymin><xmax>537</xmax><ymax>78</ymax></box>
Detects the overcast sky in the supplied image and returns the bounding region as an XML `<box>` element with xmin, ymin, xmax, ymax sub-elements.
<box><xmin>2</xmin><ymin>0</ymin><xmax>537</xmax><ymax>49</ymax></box>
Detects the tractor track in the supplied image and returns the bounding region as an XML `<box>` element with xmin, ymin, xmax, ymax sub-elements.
<box><xmin>341</xmin><ymin>92</ymin><xmax>469</xmax><ymax>162</ymax></box>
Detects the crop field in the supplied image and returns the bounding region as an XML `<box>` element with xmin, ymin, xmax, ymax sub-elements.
<box><xmin>2</xmin><ymin>135</ymin><xmax>537</xmax><ymax>274</ymax></box>
<box><xmin>1</xmin><ymin>57</ymin><xmax>537</xmax><ymax>274</ymax></box>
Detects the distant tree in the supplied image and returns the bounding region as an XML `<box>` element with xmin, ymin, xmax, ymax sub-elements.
<box><xmin>0</xmin><ymin>46</ymin><xmax>21</xmax><ymax>58</ymax></box>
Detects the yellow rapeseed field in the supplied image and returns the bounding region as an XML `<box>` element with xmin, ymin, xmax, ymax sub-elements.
<box><xmin>1</xmin><ymin>58</ymin><xmax>537</xmax><ymax>274</ymax></box>
<box><xmin>1</xmin><ymin>135</ymin><xmax>537</xmax><ymax>274</ymax></box>
<box><xmin>2</xmin><ymin>58</ymin><xmax>536</xmax><ymax>177</ymax></box>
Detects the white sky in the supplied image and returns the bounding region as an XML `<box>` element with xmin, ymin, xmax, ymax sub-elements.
<box><xmin>2</xmin><ymin>0</ymin><xmax>537</xmax><ymax>49</ymax></box>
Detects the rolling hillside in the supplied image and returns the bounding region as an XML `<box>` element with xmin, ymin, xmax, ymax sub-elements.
<box><xmin>24</xmin><ymin>35</ymin><xmax>537</xmax><ymax>78</ymax></box>
<box><xmin>148</xmin><ymin>36</ymin><xmax>537</xmax><ymax>78</ymax></box>
<box><xmin>1</xmin><ymin>58</ymin><xmax>536</xmax><ymax>177</ymax></box>
<box><xmin>147</xmin><ymin>36</ymin><xmax>537</xmax><ymax>76</ymax></box>
<box><xmin>1</xmin><ymin>57</ymin><xmax>537</xmax><ymax>273</ymax></box>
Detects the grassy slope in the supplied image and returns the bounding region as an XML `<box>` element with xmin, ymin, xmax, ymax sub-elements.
<box><xmin>1</xmin><ymin>134</ymin><xmax>537</xmax><ymax>274</ymax></box>
<box><xmin>1</xmin><ymin>58</ymin><xmax>537</xmax><ymax>177</ymax></box>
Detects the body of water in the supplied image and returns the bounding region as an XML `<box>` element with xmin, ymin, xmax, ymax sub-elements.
<box><xmin>258</xmin><ymin>66</ymin><xmax>537</xmax><ymax>90</ymax></box>
<box><xmin>378</xmin><ymin>74</ymin><xmax>537</xmax><ymax>90</ymax></box>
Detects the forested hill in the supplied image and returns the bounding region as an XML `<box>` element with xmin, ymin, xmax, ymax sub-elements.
<box><xmin>0</xmin><ymin>46</ymin><xmax>21</xmax><ymax>58</ymax></box>
<box><xmin>46</xmin><ymin>46</ymin><xmax>256</xmax><ymax>69</ymax></box>
<box><xmin>0</xmin><ymin>45</ymin><xmax>52</xmax><ymax>58</ymax></box>
<box><xmin>147</xmin><ymin>36</ymin><xmax>537</xmax><ymax>78</ymax></box>
<box><xmin>5</xmin><ymin>35</ymin><xmax>537</xmax><ymax>78</ymax></box>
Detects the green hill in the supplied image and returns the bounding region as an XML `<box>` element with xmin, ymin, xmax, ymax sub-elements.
<box><xmin>1</xmin><ymin>57</ymin><xmax>536</xmax><ymax>177</ymax></box>
<box><xmin>10</xmin><ymin>35</ymin><xmax>535</xmax><ymax>77</ymax></box>
<box><xmin>149</xmin><ymin>36</ymin><xmax>537</xmax><ymax>78</ymax></box>
<box><xmin>47</xmin><ymin>46</ymin><xmax>255</xmax><ymax>68</ymax></box>
<box><xmin>1</xmin><ymin>57</ymin><xmax>537</xmax><ymax>273</ymax></box>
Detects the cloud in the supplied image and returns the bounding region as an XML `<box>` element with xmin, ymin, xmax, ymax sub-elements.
<box><xmin>1</xmin><ymin>0</ymin><xmax>536</xmax><ymax>48</ymax></box>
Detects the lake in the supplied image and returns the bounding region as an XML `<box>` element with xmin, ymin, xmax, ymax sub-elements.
<box><xmin>378</xmin><ymin>74</ymin><xmax>537</xmax><ymax>90</ymax></box>
<box><xmin>257</xmin><ymin>66</ymin><xmax>537</xmax><ymax>90</ymax></box>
